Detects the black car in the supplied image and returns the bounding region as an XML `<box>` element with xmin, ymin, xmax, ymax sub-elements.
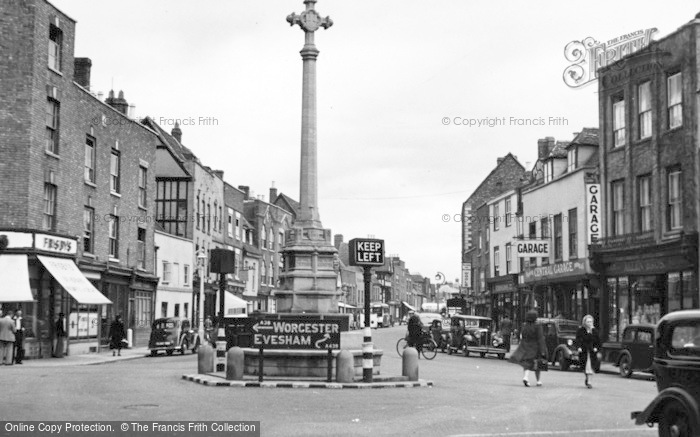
<box><xmin>613</xmin><ymin>324</ymin><xmax>655</xmax><ymax>378</ymax></box>
<box><xmin>632</xmin><ymin>310</ymin><xmax>700</xmax><ymax>436</ymax></box>
<box><xmin>447</xmin><ymin>315</ymin><xmax>506</xmax><ymax>359</ymax></box>
<box><xmin>148</xmin><ymin>317</ymin><xmax>200</xmax><ymax>356</ymax></box>
<box><xmin>536</xmin><ymin>318</ymin><xmax>587</xmax><ymax>371</ymax></box>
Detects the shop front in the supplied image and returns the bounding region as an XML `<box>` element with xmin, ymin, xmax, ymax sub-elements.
<box><xmin>0</xmin><ymin>230</ymin><xmax>112</xmax><ymax>359</ymax></box>
<box><xmin>488</xmin><ymin>274</ymin><xmax>519</xmax><ymax>330</ymax></box>
<box><xmin>593</xmin><ymin>243</ymin><xmax>697</xmax><ymax>342</ymax></box>
<box><xmin>518</xmin><ymin>259</ymin><xmax>599</xmax><ymax>326</ymax></box>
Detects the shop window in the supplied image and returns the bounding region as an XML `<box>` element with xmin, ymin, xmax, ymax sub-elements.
<box><xmin>607</xmin><ymin>277</ymin><xmax>619</xmax><ymax>341</ymax></box>
<box><xmin>134</xmin><ymin>291</ymin><xmax>152</xmax><ymax>330</ymax></box>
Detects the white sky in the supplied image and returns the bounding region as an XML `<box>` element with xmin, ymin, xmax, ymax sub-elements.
<box><xmin>52</xmin><ymin>0</ymin><xmax>699</xmax><ymax>284</ymax></box>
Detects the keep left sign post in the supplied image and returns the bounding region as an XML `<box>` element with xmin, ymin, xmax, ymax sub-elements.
<box><xmin>348</xmin><ymin>237</ymin><xmax>385</xmax><ymax>383</ymax></box>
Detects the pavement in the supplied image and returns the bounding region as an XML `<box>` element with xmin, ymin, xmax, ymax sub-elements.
<box><xmin>9</xmin><ymin>346</ymin><xmax>151</xmax><ymax>367</ymax></box>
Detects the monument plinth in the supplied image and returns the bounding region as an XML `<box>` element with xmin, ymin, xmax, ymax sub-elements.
<box><xmin>277</xmin><ymin>0</ymin><xmax>339</xmax><ymax>313</ymax></box>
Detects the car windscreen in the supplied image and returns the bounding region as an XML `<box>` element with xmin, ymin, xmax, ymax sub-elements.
<box><xmin>558</xmin><ymin>322</ymin><xmax>579</xmax><ymax>334</ymax></box>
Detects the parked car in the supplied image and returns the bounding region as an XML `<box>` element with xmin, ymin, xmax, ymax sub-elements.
<box><xmin>447</xmin><ymin>315</ymin><xmax>506</xmax><ymax>359</ymax></box>
<box><xmin>632</xmin><ymin>310</ymin><xmax>700</xmax><ymax>436</ymax></box>
<box><xmin>611</xmin><ymin>324</ymin><xmax>655</xmax><ymax>378</ymax></box>
<box><xmin>148</xmin><ymin>317</ymin><xmax>200</xmax><ymax>356</ymax></box>
<box><xmin>536</xmin><ymin>318</ymin><xmax>589</xmax><ymax>371</ymax></box>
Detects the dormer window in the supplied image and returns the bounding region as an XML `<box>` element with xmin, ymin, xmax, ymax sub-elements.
<box><xmin>544</xmin><ymin>160</ymin><xmax>554</xmax><ymax>183</ymax></box>
<box><xmin>567</xmin><ymin>147</ymin><xmax>577</xmax><ymax>172</ymax></box>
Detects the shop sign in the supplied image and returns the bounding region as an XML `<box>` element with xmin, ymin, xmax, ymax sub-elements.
<box><xmin>462</xmin><ymin>262</ymin><xmax>472</xmax><ymax>288</ymax></box>
<box><xmin>0</xmin><ymin>231</ymin><xmax>33</xmax><ymax>249</ymax></box>
<box><xmin>493</xmin><ymin>282</ymin><xmax>516</xmax><ymax>294</ymax></box>
<box><xmin>523</xmin><ymin>259</ymin><xmax>588</xmax><ymax>283</ymax></box>
<box><xmin>35</xmin><ymin>233</ymin><xmax>77</xmax><ymax>255</ymax></box>
<box><xmin>607</xmin><ymin>258</ymin><xmax>682</xmax><ymax>275</ymax></box>
<box><xmin>586</xmin><ymin>184</ymin><xmax>601</xmax><ymax>244</ymax></box>
<box><xmin>515</xmin><ymin>239</ymin><xmax>550</xmax><ymax>257</ymax></box>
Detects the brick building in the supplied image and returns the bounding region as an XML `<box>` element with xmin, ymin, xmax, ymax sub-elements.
<box><xmin>0</xmin><ymin>0</ymin><xmax>159</xmax><ymax>355</ymax></box>
<box><xmin>463</xmin><ymin>154</ymin><xmax>527</xmax><ymax>316</ymax></box>
<box><xmin>590</xmin><ymin>14</ymin><xmax>700</xmax><ymax>342</ymax></box>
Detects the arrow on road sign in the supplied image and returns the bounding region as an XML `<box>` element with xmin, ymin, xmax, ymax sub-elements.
<box><xmin>252</xmin><ymin>322</ymin><xmax>274</xmax><ymax>333</ymax></box>
<box><xmin>314</xmin><ymin>333</ymin><xmax>331</xmax><ymax>349</ymax></box>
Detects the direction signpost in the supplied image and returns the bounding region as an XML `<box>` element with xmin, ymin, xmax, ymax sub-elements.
<box><xmin>348</xmin><ymin>238</ymin><xmax>385</xmax><ymax>383</ymax></box>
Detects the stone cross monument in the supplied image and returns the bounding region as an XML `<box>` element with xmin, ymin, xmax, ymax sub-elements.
<box><xmin>277</xmin><ymin>0</ymin><xmax>339</xmax><ymax>313</ymax></box>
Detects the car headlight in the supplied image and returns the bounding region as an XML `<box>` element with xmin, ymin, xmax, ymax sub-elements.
<box><xmin>465</xmin><ymin>334</ymin><xmax>473</xmax><ymax>341</ymax></box>
<box><xmin>474</xmin><ymin>331</ymin><xmax>481</xmax><ymax>339</ymax></box>
<box><xmin>567</xmin><ymin>339</ymin><xmax>573</xmax><ymax>347</ymax></box>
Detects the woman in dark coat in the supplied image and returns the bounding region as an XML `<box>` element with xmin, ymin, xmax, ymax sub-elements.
<box><xmin>576</xmin><ymin>314</ymin><xmax>601</xmax><ymax>388</ymax></box>
<box><xmin>508</xmin><ymin>310</ymin><xmax>547</xmax><ymax>387</ymax></box>
<box><xmin>109</xmin><ymin>315</ymin><xmax>126</xmax><ymax>356</ymax></box>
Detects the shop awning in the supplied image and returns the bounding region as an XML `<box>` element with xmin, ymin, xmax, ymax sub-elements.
<box><xmin>225</xmin><ymin>292</ymin><xmax>248</xmax><ymax>315</ymax></box>
<box><xmin>402</xmin><ymin>301</ymin><xmax>418</xmax><ymax>312</ymax></box>
<box><xmin>338</xmin><ymin>302</ymin><xmax>356</xmax><ymax>309</ymax></box>
<box><xmin>37</xmin><ymin>255</ymin><xmax>112</xmax><ymax>305</ymax></box>
<box><xmin>0</xmin><ymin>255</ymin><xmax>34</xmax><ymax>302</ymax></box>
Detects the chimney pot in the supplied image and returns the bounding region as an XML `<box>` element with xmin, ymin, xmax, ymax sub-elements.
<box><xmin>171</xmin><ymin>122</ymin><xmax>182</xmax><ymax>142</ymax></box>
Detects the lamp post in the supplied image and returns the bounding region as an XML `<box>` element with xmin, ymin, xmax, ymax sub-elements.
<box><xmin>197</xmin><ymin>250</ymin><xmax>207</xmax><ymax>345</ymax></box>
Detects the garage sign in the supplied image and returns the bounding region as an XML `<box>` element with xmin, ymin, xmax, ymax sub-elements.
<box><xmin>514</xmin><ymin>239</ymin><xmax>550</xmax><ymax>257</ymax></box>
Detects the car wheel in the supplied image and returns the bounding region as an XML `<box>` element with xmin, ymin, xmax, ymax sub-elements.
<box><xmin>659</xmin><ymin>400</ymin><xmax>693</xmax><ymax>437</ymax></box>
<box><xmin>498</xmin><ymin>354</ymin><xmax>505</xmax><ymax>360</ymax></box>
<box><xmin>166</xmin><ymin>349</ymin><xmax>174</xmax><ymax>356</ymax></box>
<box><xmin>619</xmin><ymin>354</ymin><xmax>633</xmax><ymax>378</ymax></box>
<box><xmin>480</xmin><ymin>352</ymin><xmax>486</xmax><ymax>358</ymax></box>
<box><xmin>181</xmin><ymin>340</ymin><xmax>188</xmax><ymax>355</ymax></box>
<box><xmin>150</xmin><ymin>350</ymin><xmax>157</xmax><ymax>357</ymax></box>
<box><xmin>464</xmin><ymin>347</ymin><xmax>470</xmax><ymax>357</ymax></box>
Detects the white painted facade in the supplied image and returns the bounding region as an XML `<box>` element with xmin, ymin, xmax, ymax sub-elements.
<box><xmin>155</xmin><ymin>230</ymin><xmax>194</xmax><ymax>319</ymax></box>
<box><xmin>488</xmin><ymin>190</ymin><xmax>521</xmax><ymax>278</ymax></box>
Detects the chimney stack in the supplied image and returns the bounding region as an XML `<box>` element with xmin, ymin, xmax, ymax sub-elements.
<box><xmin>269</xmin><ymin>181</ymin><xmax>278</xmax><ymax>203</ymax></box>
<box><xmin>238</xmin><ymin>185</ymin><xmax>250</xmax><ymax>199</ymax></box>
<box><xmin>334</xmin><ymin>234</ymin><xmax>344</xmax><ymax>249</ymax></box>
<box><xmin>105</xmin><ymin>90</ymin><xmax>129</xmax><ymax>115</ymax></box>
<box><xmin>74</xmin><ymin>57</ymin><xmax>92</xmax><ymax>89</ymax></box>
<box><xmin>212</xmin><ymin>170</ymin><xmax>224</xmax><ymax>180</ymax></box>
<box><xmin>171</xmin><ymin>122</ymin><xmax>182</xmax><ymax>143</ymax></box>
<box><xmin>537</xmin><ymin>138</ymin><xmax>548</xmax><ymax>159</ymax></box>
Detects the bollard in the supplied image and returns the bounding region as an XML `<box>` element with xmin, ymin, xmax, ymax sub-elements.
<box><xmin>336</xmin><ymin>350</ymin><xmax>354</xmax><ymax>383</ymax></box>
<box><xmin>327</xmin><ymin>349</ymin><xmax>333</xmax><ymax>382</ymax></box>
<box><xmin>126</xmin><ymin>329</ymin><xmax>133</xmax><ymax>349</ymax></box>
<box><xmin>215</xmin><ymin>327</ymin><xmax>226</xmax><ymax>372</ymax></box>
<box><xmin>226</xmin><ymin>347</ymin><xmax>244</xmax><ymax>381</ymax></box>
<box><xmin>402</xmin><ymin>347</ymin><xmax>419</xmax><ymax>381</ymax></box>
<box><xmin>197</xmin><ymin>343</ymin><xmax>214</xmax><ymax>374</ymax></box>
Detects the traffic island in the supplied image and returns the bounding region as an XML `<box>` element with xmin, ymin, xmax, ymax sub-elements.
<box><xmin>181</xmin><ymin>373</ymin><xmax>433</xmax><ymax>389</ymax></box>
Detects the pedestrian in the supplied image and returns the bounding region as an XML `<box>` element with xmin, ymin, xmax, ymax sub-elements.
<box><xmin>406</xmin><ymin>311</ymin><xmax>424</xmax><ymax>349</ymax></box>
<box><xmin>508</xmin><ymin>309</ymin><xmax>547</xmax><ymax>387</ymax></box>
<box><xmin>500</xmin><ymin>316</ymin><xmax>513</xmax><ymax>352</ymax></box>
<box><xmin>576</xmin><ymin>314</ymin><xmax>602</xmax><ymax>389</ymax></box>
<box><xmin>109</xmin><ymin>315</ymin><xmax>127</xmax><ymax>356</ymax></box>
<box><xmin>12</xmin><ymin>309</ymin><xmax>25</xmax><ymax>364</ymax></box>
<box><xmin>204</xmin><ymin>316</ymin><xmax>214</xmax><ymax>346</ymax></box>
<box><xmin>0</xmin><ymin>309</ymin><xmax>16</xmax><ymax>365</ymax></box>
<box><xmin>54</xmin><ymin>312</ymin><xmax>66</xmax><ymax>358</ymax></box>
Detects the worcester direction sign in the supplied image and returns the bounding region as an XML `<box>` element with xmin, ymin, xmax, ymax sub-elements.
<box><xmin>227</xmin><ymin>315</ymin><xmax>348</xmax><ymax>350</ymax></box>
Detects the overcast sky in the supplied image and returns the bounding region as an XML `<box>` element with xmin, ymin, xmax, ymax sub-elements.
<box><xmin>52</xmin><ymin>0</ymin><xmax>699</xmax><ymax>284</ymax></box>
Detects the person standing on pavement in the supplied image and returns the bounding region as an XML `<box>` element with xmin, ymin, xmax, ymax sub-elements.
<box><xmin>500</xmin><ymin>316</ymin><xmax>513</xmax><ymax>352</ymax></box>
<box><xmin>109</xmin><ymin>315</ymin><xmax>127</xmax><ymax>356</ymax></box>
<box><xmin>12</xmin><ymin>309</ymin><xmax>25</xmax><ymax>364</ymax></box>
<box><xmin>54</xmin><ymin>312</ymin><xmax>66</xmax><ymax>357</ymax></box>
<box><xmin>406</xmin><ymin>311</ymin><xmax>424</xmax><ymax>349</ymax></box>
<box><xmin>576</xmin><ymin>314</ymin><xmax>602</xmax><ymax>389</ymax></box>
<box><xmin>508</xmin><ymin>309</ymin><xmax>546</xmax><ymax>387</ymax></box>
<box><xmin>0</xmin><ymin>309</ymin><xmax>16</xmax><ymax>365</ymax></box>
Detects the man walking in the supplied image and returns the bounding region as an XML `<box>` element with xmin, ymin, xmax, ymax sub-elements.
<box><xmin>0</xmin><ymin>309</ymin><xmax>16</xmax><ymax>365</ymax></box>
<box><xmin>501</xmin><ymin>316</ymin><xmax>513</xmax><ymax>353</ymax></box>
<box><xmin>13</xmin><ymin>309</ymin><xmax>25</xmax><ymax>364</ymax></box>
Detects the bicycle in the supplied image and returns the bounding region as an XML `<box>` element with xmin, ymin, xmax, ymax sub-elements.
<box><xmin>396</xmin><ymin>335</ymin><xmax>438</xmax><ymax>360</ymax></box>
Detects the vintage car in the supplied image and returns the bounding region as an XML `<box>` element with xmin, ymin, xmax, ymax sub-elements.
<box><xmin>632</xmin><ymin>310</ymin><xmax>700</xmax><ymax>436</ymax></box>
<box><xmin>148</xmin><ymin>317</ymin><xmax>200</xmax><ymax>356</ymax></box>
<box><xmin>447</xmin><ymin>315</ymin><xmax>506</xmax><ymax>359</ymax></box>
<box><xmin>536</xmin><ymin>318</ymin><xmax>587</xmax><ymax>371</ymax></box>
<box><xmin>609</xmin><ymin>324</ymin><xmax>656</xmax><ymax>378</ymax></box>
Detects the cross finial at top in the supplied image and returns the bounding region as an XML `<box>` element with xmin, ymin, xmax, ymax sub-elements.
<box><xmin>287</xmin><ymin>0</ymin><xmax>333</xmax><ymax>33</ymax></box>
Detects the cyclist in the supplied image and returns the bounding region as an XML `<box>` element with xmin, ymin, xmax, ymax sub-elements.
<box><xmin>406</xmin><ymin>311</ymin><xmax>424</xmax><ymax>349</ymax></box>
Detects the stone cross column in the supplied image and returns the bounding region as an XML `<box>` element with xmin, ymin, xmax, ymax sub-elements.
<box><xmin>287</xmin><ymin>0</ymin><xmax>333</xmax><ymax>229</ymax></box>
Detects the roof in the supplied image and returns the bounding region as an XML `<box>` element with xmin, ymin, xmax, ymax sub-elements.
<box><xmin>463</xmin><ymin>153</ymin><xmax>526</xmax><ymax>207</ymax></box>
<box><xmin>275</xmin><ymin>193</ymin><xmax>300</xmax><ymax>218</ymax></box>
<box><xmin>569</xmin><ymin>127</ymin><xmax>599</xmax><ymax>147</ymax></box>
<box><xmin>548</xmin><ymin>141</ymin><xmax>570</xmax><ymax>159</ymax></box>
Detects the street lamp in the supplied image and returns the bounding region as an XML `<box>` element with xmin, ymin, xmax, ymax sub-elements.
<box><xmin>197</xmin><ymin>250</ymin><xmax>207</xmax><ymax>345</ymax></box>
